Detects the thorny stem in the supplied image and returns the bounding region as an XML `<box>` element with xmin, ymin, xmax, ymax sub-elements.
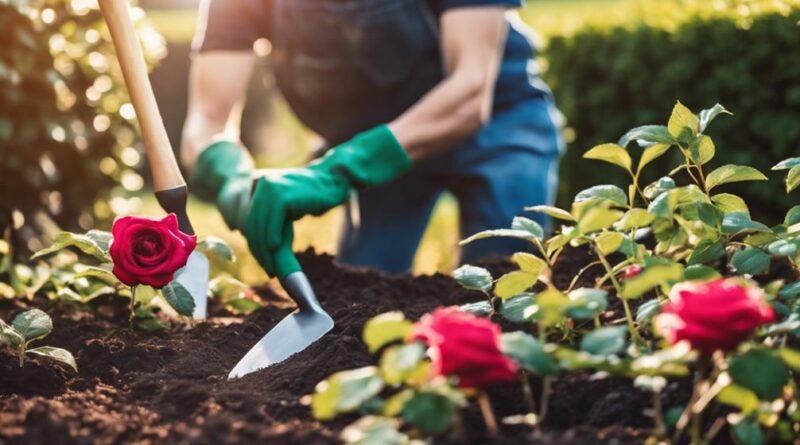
<box><xmin>128</xmin><ymin>285</ymin><xmax>137</xmax><ymax>330</ymax></box>
<box><xmin>477</xmin><ymin>391</ymin><xmax>499</xmax><ymax>437</ymax></box>
<box><xmin>592</xmin><ymin>245</ymin><xmax>641</xmax><ymax>344</ymax></box>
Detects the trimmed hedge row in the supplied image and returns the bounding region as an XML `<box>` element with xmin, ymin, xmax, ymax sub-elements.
<box><xmin>544</xmin><ymin>4</ymin><xmax>800</xmax><ymax>220</ymax></box>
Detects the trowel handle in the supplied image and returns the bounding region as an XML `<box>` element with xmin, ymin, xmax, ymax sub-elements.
<box><xmin>99</xmin><ymin>0</ymin><xmax>194</xmax><ymax>234</ymax></box>
<box><xmin>98</xmin><ymin>0</ymin><xmax>184</xmax><ymax>194</ymax></box>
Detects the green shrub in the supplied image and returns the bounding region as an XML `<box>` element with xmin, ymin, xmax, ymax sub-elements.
<box><xmin>544</xmin><ymin>0</ymin><xmax>800</xmax><ymax>221</ymax></box>
<box><xmin>0</xmin><ymin>0</ymin><xmax>164</xmax><ymax>256</ymax></box>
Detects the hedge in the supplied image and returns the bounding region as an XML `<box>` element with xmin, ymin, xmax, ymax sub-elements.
<box><xmin>544</xmin><ymin>1</ymin><xmax>800</xmax><ymax>221</ymax></box>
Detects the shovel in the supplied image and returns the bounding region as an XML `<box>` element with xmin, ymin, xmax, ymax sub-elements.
<box><xmin>99</xmin><ymin>0</ymin><xmax>209</xmax><ymax>319</ymax></box>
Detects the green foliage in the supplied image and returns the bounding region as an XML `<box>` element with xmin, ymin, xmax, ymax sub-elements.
<box><xmin>208</xmin><ymin>275</ymin><xmax>261</xmax><ymax>315</ymax></box>
<box><xmin>728</xmin><ymin>349</ymin><xmax>789</xmax><ymax>401</ymax></box>
<box><xmin>161</xmin><ymin>281</ymin><xmax>195</xmax><ymax>317</ymax></box>
<box><xmin>580</xmin><ymin>326</ymin><xmax>627</xmax><ymax>356</ymax></box>
<box><xmin>312</xmin><ymin>366</ymin><xmax>385</xmax><ymax>421</ymax></box>
<box><xmin>452</xmin><ymin>265</ymin><xmax>493</xmax><ymax>293</ymax></box>
<box><xmin>26</xmin><ymin>229</ymin><xmax>235</xmax><ymax>326</ymax></box>
<box><xmin>362</xmin><ymin>312</ymin><xmax>413</xmax><ymax>354</ymax></box>
<box><xmin>312</xmin><ymin>311</ymin><xmax>471</xmax><ymax>436</ymax></box>
<box><xmin>0</xmin><ymin>0</ymin><xmax>165</xmax><ymax>255</ymax></box>
<box><xmin>545</xmin><ymin>1</ymin><xmax>800</xmax><ymax>219</ymax></box>
<box><xmin>340</xmin><ymin>416</ymin><xmax>411</xmax><ymax>445</ymax></box>
<box><xmin>0</xmin><ymin>309</ymin><xmax>76</xmax><ymax>370</ymax></box>
<box><xmin>500</xmin><ymin>331</ymin><xmax>559</xmax><ymax>376</ymax></box>
<box><xmin>328</xmin><ymin>100</ymin><xmax>800</xmax><ymax>441</ymax></box>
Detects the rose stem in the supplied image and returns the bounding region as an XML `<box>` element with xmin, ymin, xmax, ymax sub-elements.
<box><xmin>451</xmin><ymin>407</ymin><xmax>467</xmax><ymax>442</ymax></box>
<box><xmin>539</xmin><ymin>377</ymin><xmax>552</xmax><ymax>426</ymax></box>
<box><xmin>477</xmin><ymin>391</ymin><xmax>499</xmax><ymax>438</ymax></box>
<box><xmin>535</xmin><ymin>322</ymin><xmax>552</xmax><ymax>428</ymax></box>
<box><xmin>592</xmin><ymin>245</ymin><xmax>641</xmax><ymax>345</ymax></box>
<box><xmin>673</xmin><ymin>357</ymin><xmax>710</xmax><ymax>445</ymax></box>
<box><xmin>520</xmin><ymin>371</ymin><xmax>537</xmax><ymax>417</ymax></box>
<box><xmin>703</xmin><ymin>417</ymin><xmax>726</xmax><ymax>443</ymax></box>
<box><xmin>18</xmin><ymin>345</ymin><xmax>25</xmax><ymax>368</ymax></box>
<box><xmin>128</xmin><ymin>285</ymin><xmax>137</xmax><ymax>329</ymax></box>
<box><xmin>652</xmin><ymin>389</ymin><xmax>666</xmax><ymax>438</ymax></box>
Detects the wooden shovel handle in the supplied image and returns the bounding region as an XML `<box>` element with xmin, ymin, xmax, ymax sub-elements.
<box><xmin>98</xmin><ymin>0</ymin><xmax>184</xmax><ymax>193</ymax></box>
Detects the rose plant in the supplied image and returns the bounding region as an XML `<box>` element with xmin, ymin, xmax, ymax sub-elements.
<box><xmin>311</xmin><ymin>308</ymin><xmax>561</xmax><ymax>442</ymax></box>
<box><xmin>0</xmin><ymin>309</ymin><xmax>76</xmax><ymax>371</ymax></box>
<box><xmin>27</xmin><ymin>214</ymin><xmax>237</xmax><ymax>329</ymax></box>
<box><xmin>654</xmin><ymin>278</ymin><xmax>775</xmax><ymax>355</ymax></box>
<box><xmin>410</xmin><ymin>307</ymin><xmax>518</xmax><ymax>389</ymax></box>
<box><xmin>109</xmin><ymin>215</ymin><xmax>195</xmax><ymax>325</ymax></box>
<box><xmin>109</xmin><ymin>214</ymin><xmax>196</xmax><ymax>288</ymax></box>
<box><xmin>424</xmin><ymin>102</ymin><xmax>800</xmax><ymax>443</ymax></box>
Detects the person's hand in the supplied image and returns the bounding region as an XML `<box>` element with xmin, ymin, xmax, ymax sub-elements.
<box><xmin>244</xmin><ymin>168</ymin><xmax>349</xmax><ymax>277</ymax></box>
<box><xmin>244</xmin><ymin>125</ymin><xmax>412</xmax><ymax>278</ymax></box>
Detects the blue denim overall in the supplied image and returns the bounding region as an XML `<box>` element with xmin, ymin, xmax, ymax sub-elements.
<box><xmin>270</xmin><ymin>0</ymin><xmax>564</xmax><ymax>273</ymax></box>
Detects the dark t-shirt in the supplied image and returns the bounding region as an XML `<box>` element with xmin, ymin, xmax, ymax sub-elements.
<box><xmin>193</xmin><ymin>0</ymin><xmax>547</xmax><ymax>143</ymax></box>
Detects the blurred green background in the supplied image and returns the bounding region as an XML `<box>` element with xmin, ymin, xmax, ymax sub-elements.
<box><xmin>3</xmin><ymin>0</ymin><xmax>799</xmax><ymax>285</ymax></box>
<box><xmin>136</xmin><ymin>0</ymin><xmax>648</xmax><ymax>282</ymax></box>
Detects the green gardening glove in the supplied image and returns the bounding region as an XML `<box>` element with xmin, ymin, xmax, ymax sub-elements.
<box><xmin>245</xmin><ymin>125</ymin><xmax>412</xmax><ymax>277</ymax></box>
<box><xmin>191</xmin><ymin>126</ymin><xmax>412</xmax><ymax>278</ymax></box>
<box><xmin>191</xmin><ymin>142</ymin><xmax>300</xmax><ymax>277</ymax></box>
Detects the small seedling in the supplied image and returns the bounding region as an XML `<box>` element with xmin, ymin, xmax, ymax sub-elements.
<box><xmin>0</xmin><ymin>309</ymin><xmax>77</xmax><ymax>371</ymax></box>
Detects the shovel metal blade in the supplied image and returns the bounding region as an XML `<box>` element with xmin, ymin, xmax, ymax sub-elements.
<box><xmin>228</xmin><ymin>308</ymin><xmax>334</xmax><ymax>380</ymax></box>
<box><xmin>174</xmin><ymin>250</ymin><xmax>210</xmax><ymax>320</ymax></box>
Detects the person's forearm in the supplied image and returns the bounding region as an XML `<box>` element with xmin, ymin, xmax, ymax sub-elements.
<box><xmin>389</xmin><ymin>7</ymin><xmax>507</xmax><ymax>162</ymax></box>
<box><xmin>389</xmin><ymin>68</ymin><xmax>493</xmax><ymax>162</ymax></box>
<box><xmin>180</xmin><ymin>52</ymin><xmax>255</xmax><ymax>170</ymax></box>
<box><xmin>181</xmin><ymin>112</ymin><xmax>228</xmax><ymax>168</ymax></box>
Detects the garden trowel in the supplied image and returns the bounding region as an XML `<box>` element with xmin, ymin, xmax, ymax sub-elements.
<box><xmin>224</xmin><ymin>178</ymin><xmax>334</xmax><ymax>379</ymax></box>
<box><xmin>99</xmin><ymin>0</ymin><xmax>208</xmax><ymax>319</ymax></box>
<box><xmin>228</xmin><ymin>268</ymin><xmax>334</xmax><ymax>379</ymax></box>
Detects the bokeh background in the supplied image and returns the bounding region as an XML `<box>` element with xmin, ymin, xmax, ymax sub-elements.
<box><xmin>2</xmin><ymin>0</ymin><xmax>799</xmax><ymax>284</ymax></box>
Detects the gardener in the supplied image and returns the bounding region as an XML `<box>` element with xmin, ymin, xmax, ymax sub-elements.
<box><xmin>183</xmin><ymin>0</ymin><xmax>564</xmax><ymax>276</ymax></box>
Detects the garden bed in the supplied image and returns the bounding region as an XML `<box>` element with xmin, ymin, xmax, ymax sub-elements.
<box><xmin>0</xmin><ymin>250</ymin><xmax>697</xmax><ymax>445</ymax></box>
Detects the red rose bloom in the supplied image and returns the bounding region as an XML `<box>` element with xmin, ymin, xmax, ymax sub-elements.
<box><xmin>623</xmin><ymin>265</ymin><xmax>643</xmax><ymax>279</ymax></box>
<box><xmin>109</xmin><ymin>214</ymin><xmax>196</xmax><ymax>288</ymax></box>
<box><xmin>654</xmin><ymin>278</ymin><xmax>774</xmax><ymax>354</ymax></box>
<box><xmin>410</xmin><ymin>307</ymin><xmax>518</xmax><ymax>388</ymax></box>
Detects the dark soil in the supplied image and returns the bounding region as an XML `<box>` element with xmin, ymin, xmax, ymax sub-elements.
<box><xmin>0</xmin><ymin>248</ymin><xmax>713</xmax><ymax>445</ymax></box>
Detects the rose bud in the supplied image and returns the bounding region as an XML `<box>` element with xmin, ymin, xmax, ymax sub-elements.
<box><xmin>109</xmin><ymin>214</ymin><xmax>197</xmax><ymax>288</ymax></box>
<box><xmin>654</xmin><ymin>278</ymin><xmax>774</xmax><ymax>354</ymax></box>
<box><xmin>410</xmin><ymin>307</ymin><xmax>518</xmax><ymax>388</ymax></box>
<box><xmin>623</xmin><ymin>265</ymin><xmax>643</xmax><ymax>279</ymax></box>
